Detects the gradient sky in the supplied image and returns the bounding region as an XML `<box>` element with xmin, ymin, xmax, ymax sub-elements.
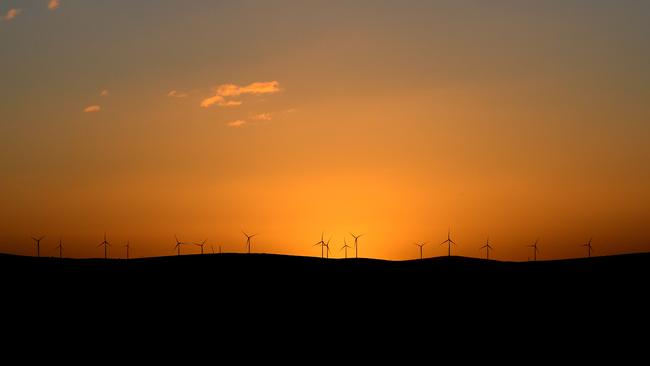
<box><xmin>1</xmin><ymin>0</ymin><xmax>649</xmax><ymax>260</ymax></box>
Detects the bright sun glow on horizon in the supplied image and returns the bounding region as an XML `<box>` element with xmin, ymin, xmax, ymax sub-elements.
<box><xmin>1</xmin><ymin>1</ymin><xmax>649</xmax><ymax>261</ymax></box>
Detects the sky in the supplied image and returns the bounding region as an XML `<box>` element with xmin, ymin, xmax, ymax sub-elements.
<box><xmin>1</xmin><ymin>0</ymin><xmax>649</xmax><ymax>260</ymax></box>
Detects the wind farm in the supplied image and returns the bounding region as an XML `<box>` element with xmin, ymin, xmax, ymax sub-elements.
<box><xmin>1</xmin><ymin>0</ymin><xmax>650</xmax><ymax>324</ymax></box>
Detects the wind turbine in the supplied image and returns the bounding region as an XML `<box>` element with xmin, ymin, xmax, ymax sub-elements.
<box><xmin>527</xmin><ymin>239</ymin><xmax>539</xmax><ymax>261</ymax></box>
<box><xmin>32</xmin><ymin>235</ymin><xmax>45</xmax><ymax>257</ymax></box>
<box><xmin>324</xmin><ymin>236</ymin><xmax>332</xmax><ymax>259</ymax></box>
<box><xmin>414</xmin><ymin>242</ymin><xmax>428</xmax><ymax>260</ymax></box>
<box><xmin>350</xmin><ymin>232</ymin><xmax>364</xmax><ymax>259</ymax></box>
<box><xmin>174</xmin><ymin>235</ymin><xmax>187</xmax><ymax>256</ymax></box>
<box><xmin>123</xmin><ymin>241</ymin><xmax>131</xmax><ymax>259</ymax></box>
<box><xmin>243</xmin><ymin>231</ymin><xmax>257</xmax><ymax>254</ymax></box>
<box><xmin>98</xmin><ymin>232</ymin><xmax>110</xmax><ymax>259</ymax></box>
<box><xmin>480</xmin><ymin>237</ymin><xmax>493</xmax><ymax>260</ymax></box>
<box><xmin>582</xmin><ymin>238</ymin><xmax>593</xmax><ymax>258</ymax></box>
<box><xmin>340</xmin><ymin>238</ymin><xmax>352</xmax><ymax>259</ymax></box>
<box><xmin>211</xmin><ymin>245</ymin><xmax>215</xmax><ymax>254</ymax></box>
<box><xmin>314</xmin><ymin>232</ymin><xmax>326</xmax><ymax>258</ymax></box>
<box><xmin>54</xmin><ymin>237</ymin><xmax>63</xmax><ymax>258</ymax></box>
<box><xmin>440</xmin><ymin>228</ymin><xmax>456</xmax><ymax>257</ymax></box>
<box><xmin>195</xmin><ymin>239</ymin><xmax>208</xmax><ymax>254</ymax></box>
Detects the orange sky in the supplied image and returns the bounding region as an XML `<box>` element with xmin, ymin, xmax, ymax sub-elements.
<box><xmin>1</xmin><ymin>1</ymin><xmax>649</xmax><ymax>260</ymax></box>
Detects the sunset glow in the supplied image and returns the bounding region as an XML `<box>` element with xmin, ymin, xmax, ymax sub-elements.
<box><xmin>1</xmin><ymin>1</ymin><xmax>649</xmax><ymax>261</ymax></box>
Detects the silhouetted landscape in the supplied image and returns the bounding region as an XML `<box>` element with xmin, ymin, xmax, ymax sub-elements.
<box><xmin>4</xmin><ymin>252</ymin><xmax>648</xmax><ymax>298</ymax></box>
<box><xmin>3</xmin><ymin>1</ymin><xmax>650</xmax><ymax>334</ymax></box>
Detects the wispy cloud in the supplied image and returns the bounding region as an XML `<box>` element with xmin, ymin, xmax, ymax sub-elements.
<box><xmin>3</xmin><ymin>8</ymin><xmax>21</xmax><ymax>21</ymax></box>
<box><xmin>48</xmin><ymin>0</ymin><xmax>60</xmax><ymax>10</ymax></box>
<box><xmin>200</xmin><ymin>95</ymin><xmax>242</xmax><ymax>108</ymax></box>
<box><xmin>84</xmin><ymin>105</ymin><xmax>101</xmax><ymax>113</ymax></box>
<box><xmin>201</xmin><ymin>81</ymin><xmax>280</xmax><ymax>108</ymax></box>
<box><xmin>100</xmin><ymin>89</ymin><xmax>109</xmax><ymax>97</ymax></box>
<box><xmin>227</xmin><ymin>120</ymin><xmax>247</xmax><ymax>128</ymax></box>
<box><xmin>251</xmin><ymin>113</ymin><xmax>272</xmax><ymax>121</ymax></box>
<box><xmin>217</xmin><ymin>81</ymin><xmax>280</xmax><ymax>97</ymax></box>
<box><xmin>167</xmin><ymin>90</ymin><xmax>188</xmax><ymax>98</ymax></box>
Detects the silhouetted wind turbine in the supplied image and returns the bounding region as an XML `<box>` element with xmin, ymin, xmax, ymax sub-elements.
<box><xmin>582</xmin><ymin>238</ymin><xmax>593</xmax><ymax>258</ymax></box>
<box><xmin>440</xmin><ymin>228</ymin><xmax>456</xmax><ymax>256</ymax></box>
<box><xmin>211</xmin><ymin>245</ymin><xmax>215</xmax><ymax>254</ymax></box>
<box><xmin>350</xmin><ymin>232</ymin><xmax>364</xmax><ymax>258</ymax></box>
<box><xmin>480</xmin><ymin>237</ymin><xmax>493</xmax><ymax>260</ymax></box>
<box><xmin>32</xmin><ymin>235</ymin><xmax>45</xmax><ymax>257</ymax></box>
<box><xmin>123</xmin><ymin>241</ymin><xmax>131</xmax><ymax>259</ymax></box>
<box><xmin>413</xmin><ymin>242</ymin><xmax>429</xmax><ymax>259</ymax></box>
<box><xmin>340</xmin><ymin>238</ymin><xmax>351</xmax><ymax>259</ymax></box>
<box><xmin>195</xmin><ymin>239</ymin><xmax>207</xmax><ymax>254</ymax></box>
<box><xmin>314</xmin><ymin>232</ymin><xmax>326</xmax><ymax>258</ymax></box>
<box><xmin>324</xmin><ymin>237</ymin><xmax>332</xmax><ymax>259</ymax></box>
<box><xmin>54</xmin><ymin>237</ymin><xmax>63</xmax><ymax>259</ymax></box>
<box><xmin>243</xmin><ymin>231</ymin><xmax>257</xmax><ymax>254</ymax></box>
<box><xmin>527</xmin><ymin>239</ymin><xmax>539</xmax><ymax>261</ymax></box>
<box><xmin>98</xmin><ymin>232</ymin><xmax>110</xmax><ymax>259</ymax></box>
<box><xmin>174</xmin><ymin>235</ymin><xmax>187</xmax><ymax>256</ymax></box>
<box><xmin>414</xmin><ymin>242</ymin><xmax>428</xmax><ymax>260</ymax></box>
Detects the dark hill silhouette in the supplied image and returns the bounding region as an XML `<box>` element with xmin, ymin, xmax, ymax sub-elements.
<box><xmin>2</xmin><ymin>252</ymin><xmax>648</xmax><ymax>335</ymax></box>
<box><xmin>2</xmin><ymin>252</ymin><xmax>649</xmax><ymax>296</ymax></box>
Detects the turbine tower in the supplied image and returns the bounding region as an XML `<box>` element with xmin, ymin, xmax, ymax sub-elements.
<box><xmin>211</xmin><ymin>245</ymin><xmax>215</xmax><ymax>254</ymax></box>
<box><xmin>582</xmin><ymin>238</ymin><xmax>593</xmax><ymax>258</ymax></box>
<box><xmin>98</xmin><ymin>232</ymin><xmax>110</xmax><ymax>259</ymax></box>
<box><xmin>527</xmin><ymin>239</ymin><xmax>539</xmax><ymax>261</ymax></box>
<box><xmin>243</xmin><ymin>231</ymin><xmax>257</xmax><ymax>254</ymax></box>
<box><xmin>32</xmin><ymin>235</ymin><xmax>45</xmax><ymax>257</ymax></box>
<box><xmin>340</xmin><ymin>238</ymin><xmax>352</xmax><ymax>259</ymax></box>
<box><xmin>54</xmin><ymin>237</ymin><xmax>63</xmax><ymax>259</ymax></box>
<box><xmin>414</xmin><ymin>242</ymin><xmax>428</xmax><ymax>260</ymax></box>
<box><xmin>350</xmin><ymin>232</ymin><xmax>364</xmax><ymax>259</ymax></box>
<box><xmin>480</xmin><ymin>237</ymin><xmax>493</xmax><ymax>260</ymax></box>
<box><xmin>440</xmin><ymin>228</ymin><xmax>456</xmax><ymax>257</ymax></box>
<box><xmin>123</xmin><ymin>241</ymin><xmax>131</xmax><ymax>259</ymax></box>
<box><xmin>195</xmin><ymin>239</ymin><xmax>208</xmax><ymax>255</ymax></box>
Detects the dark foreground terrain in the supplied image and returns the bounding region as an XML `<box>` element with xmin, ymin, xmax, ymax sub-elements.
<box><xmin>2</xmin><ymin>252</ymin><xmax>649</xmax><ymax>337</ymax></box>
<box><xmin>3</xmin><ymin>252</ymin><xmax>649</xmax><ymax>297</ymax></box>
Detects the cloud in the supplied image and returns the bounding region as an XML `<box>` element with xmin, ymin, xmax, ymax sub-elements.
<box><xmin>251</xmin><ymin>113</ymin><xmax>272</xmax><ymax>121</ymax></box>
<box><xmin>284</xmin><ymin>108</ymin><xmax>297</xmax><ymax>113</ymax></box>
<box><xmin>200</xmin><ymin>95</ymin><xmax>224</xmax><ymax>108</ymax></box>
<box><xmin>227</xmin><ymin>120</ymin><xmax>247</xmax><ymax>128</ymax></box>
<box><xmin>3</xmin><ymin>8</ymin><xmax>21</xmax><ymax>21</ymax></box>
<box><xmin>200</xmin><ymin>95</ymin><xmax>242</xmax><ymax>108</ymax></box>
<box><xmin>167</xmin><ymin>90</ymin><xmax>188</xmax><ymax>98</ymax></box>
<box><xmin>84</xmin><ymin>105</ymin><xmax>101</xmax><ymax>113</ymax></box>
<box><xmin>100</xmin><ymin>89</ymin><xmax>109</xmax><ymax>97</ymax></box>
<box><xmin>48</xmin><ymin>0</ymin><xmax>60</xmax><ymax>10</ymax></box>
<box><xmin>217</xmin><ymin>81</ymin><xmax>280</xmax><ymax>97</ymax></box>
<box><xmin>201</xmin><ymin>80</ymin><xmax>280</xmax><ymax>108</ymax></box>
